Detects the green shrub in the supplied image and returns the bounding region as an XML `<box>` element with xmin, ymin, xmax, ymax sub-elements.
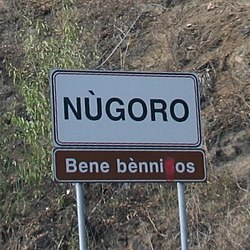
<box><xmin>8</xmin><ymin>1</ymin><xmax>98</xmax><ymax>188</ymax></box>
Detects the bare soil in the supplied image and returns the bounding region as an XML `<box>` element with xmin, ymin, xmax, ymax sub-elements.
<box><xmin>0</xmin><ymin>0</ymin><xmax>250</xmax><ymax>249</ymax></box>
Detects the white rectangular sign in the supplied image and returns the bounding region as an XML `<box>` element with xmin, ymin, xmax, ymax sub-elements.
<box><xmin>50</xmin><ymin>70</ymin><xmax>201</xmax><ymax>148</ymax></box>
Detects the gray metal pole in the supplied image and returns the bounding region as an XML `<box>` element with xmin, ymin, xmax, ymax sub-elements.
<box><xmin>177</xmin><ymin>182</ymin><xmax>188</xmax><ymax>250</ymax></box>
<box><xmin>75</xmin><ymin>183</ymin><xmax>87</xmax><ymax>250</ymax></box>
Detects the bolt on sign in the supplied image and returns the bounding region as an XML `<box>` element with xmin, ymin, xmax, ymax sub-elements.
<box><xmin>53</xmin><ymin>149</ymin><xmax>206</xmax><ymax>183</ymax></box>
<box><xmin>50</xmin><ymin>70</ymin><xmax>202</xmax><ymax>149</ymax></box>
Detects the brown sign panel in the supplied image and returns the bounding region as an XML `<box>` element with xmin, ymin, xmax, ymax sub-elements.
<box><xmin>53</xmin><ymin>149</ymin><xmax>206</xmax><ymax>183</ymax></box>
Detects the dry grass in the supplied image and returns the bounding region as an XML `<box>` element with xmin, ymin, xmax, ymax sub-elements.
<box><xmin>0</xmin><ymin>0</ymin><xmax>250</xmax><ymax>249</ymax></box>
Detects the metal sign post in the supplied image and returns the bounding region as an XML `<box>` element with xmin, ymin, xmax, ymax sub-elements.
<box><xmin>177</xmin><ymin>182</ymin><xmax>188</xmax><ymax>250</ymax></box>
<box><xmin>75</xmin><ymin>183</ymin><xmax>87</xmax><ymax>250</ymax></box>
<box><xmin>49</xmin><ymin>69</ymin><xmax>206</xmax><ymax>250</ymax></box>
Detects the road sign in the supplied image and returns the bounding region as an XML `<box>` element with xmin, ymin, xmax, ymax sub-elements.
<box><xmin>53</xmin><ymin>149</ymin><xmax>206</xmax><ymax>182</ymax></box>
<box><xmin>50</xmin><ymin>70</ymin><xmax>202</xmax><ymax>148</ymax></box>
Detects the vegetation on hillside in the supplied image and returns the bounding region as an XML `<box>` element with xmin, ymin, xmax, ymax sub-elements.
<box><xmin>0</xmin><ymin>0</ymin><xmax>249</xmax><ymax>249</ymax></box>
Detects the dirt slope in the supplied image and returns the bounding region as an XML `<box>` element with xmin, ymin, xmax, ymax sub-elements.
<box><xmin>0</xmin><ymin>0</ymin><xmax>250</xmax><ymax>249</ymax></box>
<box><xmin>93</xmin><ymin>0</ymin><xmax>250</xmax><ymax>163</ymax></box>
